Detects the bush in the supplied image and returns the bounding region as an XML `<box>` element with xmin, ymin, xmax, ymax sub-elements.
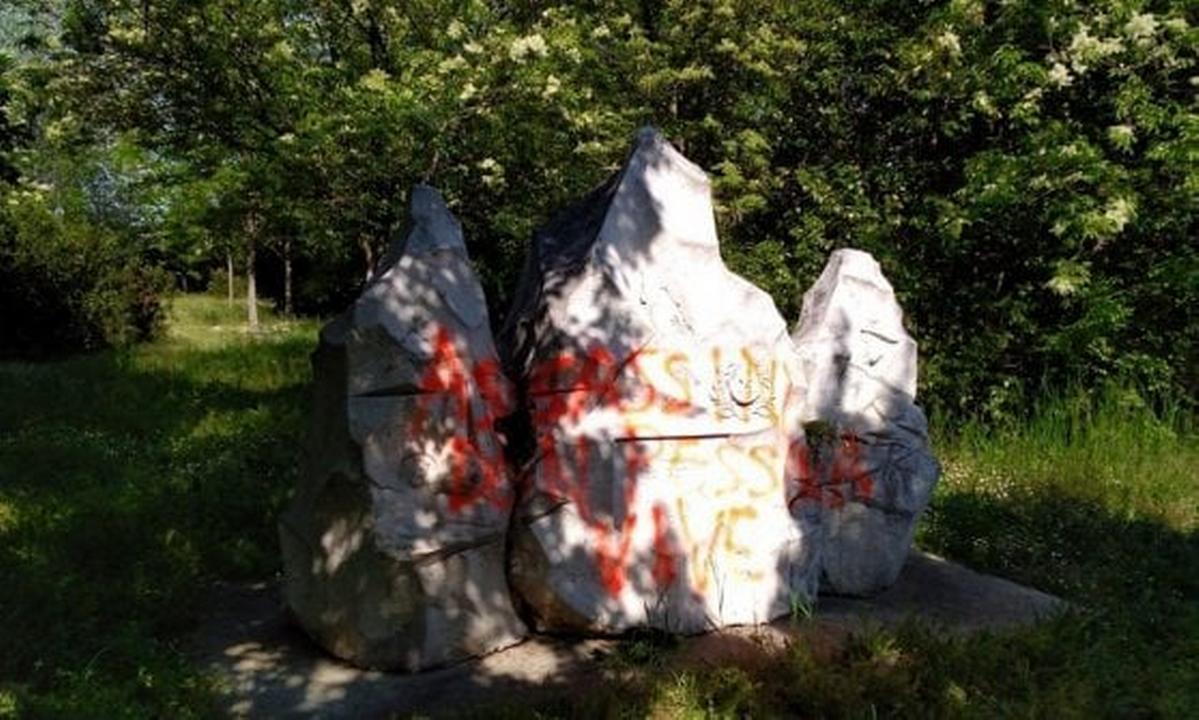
<box><xmin>0</xmin><ymin>194</ymin><xmax>171</xmax><ymax>357</ymax></box>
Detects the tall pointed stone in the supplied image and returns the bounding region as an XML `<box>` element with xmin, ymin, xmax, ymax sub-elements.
<box><xmin>501</xmin><ymin>129</ymin><xmax>819</xmax><ymax>634</ymax></box>
<box><xmin>789</xmin><ymin>249</ymin><xmax>940</xmax><ymax>596</ymax></box>
<box><xmin>279</xmin><ymin>185</ymin><xmax>526</xmax><ymax>670</ymax></box>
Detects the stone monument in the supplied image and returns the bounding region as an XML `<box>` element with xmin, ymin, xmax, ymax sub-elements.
<box><xmin>278</xmin><ymin>185</ymin><xmax>526</xmax><ymax>670</ymax></box>
<box><xmin>788</xmin><ymin>249</ymin><xmax>940</xmax><ymax>595</ymax></box>
<box><xmin>501</xmin><ymin>128</ymin><xmax>820</xmax><ymax>633</ymax></box>
<box><xmin>280</xmin><ymin>131</ymin><xmax>941</xmax><ymax>668</ymax></box>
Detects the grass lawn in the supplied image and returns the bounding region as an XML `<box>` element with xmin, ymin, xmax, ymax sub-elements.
<box><xmin>1</xmin><ymin>294</ymin><xmax>1196</xmax><ymax>718</ymax></box>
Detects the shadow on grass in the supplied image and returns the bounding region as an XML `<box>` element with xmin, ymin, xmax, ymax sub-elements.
<box><xmin>914</xmin><ymin>487</ymin><xmax>1199</xmax><ymax>718</ymax></box>
<box><xmin>186</xmin><ymin>487</ymin><xmax>1197</xmax><ymax>718</ymax></box>
<box><xmin>921</xmin><ymin>487</ymin><xmax>1199</xmax><ymax>615</ymax></box>
<box><xmin>0</xmin><ymin>333</ymin><xmax>315</xmax><ymax>714</ymax></box>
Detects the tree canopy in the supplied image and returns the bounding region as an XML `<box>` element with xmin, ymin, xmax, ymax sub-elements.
<box><xmin>1</xmin><ymin>0</ymin><xmax>1196</xmax><ymax>418</ymax></box>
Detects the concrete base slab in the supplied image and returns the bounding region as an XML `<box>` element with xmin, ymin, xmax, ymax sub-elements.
<box><xmin>189</xmin><ymin>551</ymin><xmax>1064</xmax><ymax>718</ymax></box>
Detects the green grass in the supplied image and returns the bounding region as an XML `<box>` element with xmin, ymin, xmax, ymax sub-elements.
<box><xmin>0</xmin><ymin>296</ymin><xmax>319</xmax><ymax>717</ymax></box>
<box><xmin>503</xmin><ymin>388</ymin><xmax>1198</xmax><ymax>719</ymax></box>
<box><xmin>1</xmin><ymin>294</ymin><xmax>1196</xmax><ymax>717</ymax></box>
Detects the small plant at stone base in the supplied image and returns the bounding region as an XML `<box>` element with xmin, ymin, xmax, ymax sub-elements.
<box><xmin>803</xmin><ymin>419</ymin><xmax>839</xmax><ymax>467</ymax></box>
<box><xmin>608</xmin><ymin>627</ymin><xmax>678</xmax><ymax>671</ymax></box>
<box><xmin>789</xmin><ymin>591</ymin><xmax>815</xmax><ymax>626</ymax></box>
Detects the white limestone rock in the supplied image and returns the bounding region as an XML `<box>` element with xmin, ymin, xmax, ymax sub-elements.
<box><xmin>279</xmin><ymin>185</ymin><xmax>526</xmax><ymax>670</ymax></box>
<box><xmin>789</xmin><ymin>249</ymin><xmax>940</xmax><ymax>596</ymax></box>
<box><xmin>501</xmin><ymin>129</ymin><xmax>819</xmax><ymax>634</ymax></box>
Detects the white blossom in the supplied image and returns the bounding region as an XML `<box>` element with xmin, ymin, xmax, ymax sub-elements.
<box><xmin>478</xmin><ymin>158</ymin><xmax>505</xmax><ymax>188</ymax></box>
<box><xmin>1124</xmin><ymin>13</ymin><xmax>1158</xmax><ymax>44</ymax></box>
<box><xmin>437</xmin><ymin>55</ymin><xmax>467</xmax><ymax>74</ymax></box>
<box><xmin>359</xmin><ymin>68</ymin><xmax>390</xmax><ymax>92</ymax></box>
<box><xmin>936</xmin><ymin>30</ymin><xmax>962</xmax><ymax>57</ymax></box>
<box><xmin>972</xmin><ymin>91</ymin><xmax>998</xmax><ymax>117</ymax></box>
<box><xmin>1067</xmin><ymin>26</ymin><xmax>1124</xmax><ymax>73</ymax></box>
<box><xmin>509</xmin><ymin>33</ymin><xmax>549</xmax><ymax>62</ymax></box>
<box><xmin>1048</xmin><ymin>62</ymin><xmax>1073</xmax><ymax>87</ymax></box>
<box><xmin>1164</xmin><ymin>17</ymin><xmax>1189</xmax><ymax>33</ymax></box>
<box><xmin>1103</xmin><ymin>196</ymin><xmax>1135</xmax><ymax>234</ymax></box>
<box><xmin>1107</xmin><ymin>124</ymin><xmax>1135</xmax><ymax>147</ymax></box>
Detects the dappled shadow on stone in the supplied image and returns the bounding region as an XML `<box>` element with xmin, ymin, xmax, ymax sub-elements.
<box><xmin>493</xmin><ymin>130</ymin><xmax>943</xmax><ymax>641</ymax></box>
<box><xmin>268</xmin><ymin>127</ymin><xmax>943</xmax><ymax>655</ymax></box>
<box><xmin>499</xmin><ymin>128</ymin><xmax>818</xmax><ymax>635</ymax></box>
<box><xmin>817</xmin><ymin>550</ymin><xmax>1064</xmax><ymax>632</ymax></box>
<box><xmin>191</xmin><ymin>581</ymin><xmax>614</xmax><ymax>718</ymax></box>
<box><xmin>278</xmin><ymin>186</ymin><xmax>527</xmax><ymax>672</ymax></box>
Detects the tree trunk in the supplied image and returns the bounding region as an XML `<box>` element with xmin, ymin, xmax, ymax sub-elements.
<box><xmin>283</xmin><ymin>236</ymin><xmax>294</xmax><ymax>316</ymax></box>
<box><xmin>246</xmin><ymin>214</ymin><xmax>259</xmax><ymax>332</ymax></box>
<box><xmin>360</xmin><ymin>235</ymin><xmax>375</xmax><ymax>282</ymax></box>
<box><xmin>226</xmin><ymin>251</ymin><xmax>234</xmax><ymax>307</ymax></box>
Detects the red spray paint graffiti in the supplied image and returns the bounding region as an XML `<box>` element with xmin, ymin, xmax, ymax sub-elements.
<box><xmin>651</xmin><ymin>503</ymin><xmax>680</xmax><ymax>589</ymax></box>
<box><xmin>409</xmin><ymin>326</ymin><xmax>513</xmax><ymax>513</ymax></box>
<box><xmin>527</xmin><ymin>345</ymin><xmax>669</xmax><ymax>595</ymax></box>
<box><xmin>408</xmin><ymin>325</ymin><xmax>824</xmax><ymax>598</ymax></box>
<box><xmin>787</xmin><ymin>433</ymin><xmax>875</xmax><ymax>511</ymax></box>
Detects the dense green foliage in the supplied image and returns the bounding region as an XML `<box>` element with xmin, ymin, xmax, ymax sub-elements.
<box><xmin>0</xmin><ymin>193</ymin><xmax>171</xmax><ymax>356</ymax></box>
<box><xmin>0</xmin><ymin>54</ymin><xmax>170</xmax><ymax>356</ymax></box>
<box><xmin>0</xmin><ymin>296</ymin><xmax>1195</xmax><ymax>716</ymax></box>
<box><xmin>1</xmin><ymin>0</ymin><xmax>1195</xmax><ymax>413</ymax></box>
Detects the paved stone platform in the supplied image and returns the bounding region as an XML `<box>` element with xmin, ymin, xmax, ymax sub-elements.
<box><xmin>188</xmin><ymin>551</ymin><xmax>1064</xmax><ymax>718</ymax></box>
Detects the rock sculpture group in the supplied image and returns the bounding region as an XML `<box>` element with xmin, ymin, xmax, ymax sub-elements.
<box><xmin>279</xmin><ymin>129</ymin><xmax>940</xmax><ymax>671</ymax></box>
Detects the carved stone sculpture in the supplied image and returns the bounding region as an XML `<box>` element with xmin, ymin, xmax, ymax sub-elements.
<box><xmin>788</xmin><ymin>249</ymin><xmax>940</xmax><ymax>595</ymax></box>
<box><xmin>280</xmin><ymin>131</ymin><xmax>942</xmax><ymax>666</ymax></box>
<box><xmin>501</xmin><ymin>129</ymin><xmax>820</xmax><ymax>633</ymax></box>
<box><xmin>278</xmin><ymin>185</ymin><xmax>526</xmax><ymax>670</ymax></box>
